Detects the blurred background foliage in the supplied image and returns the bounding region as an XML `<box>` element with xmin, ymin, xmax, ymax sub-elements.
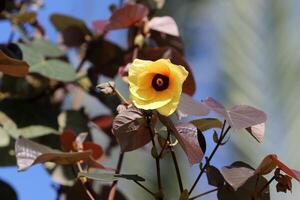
<box><xmin>165</xmin><ymin>0</ymin><xmax>300</xmax><ymax>199</ymax></box>
<box><xmin>0</xmin><ymin>0</ymin><xmax>300</xmax><ymax>200</ymax></box>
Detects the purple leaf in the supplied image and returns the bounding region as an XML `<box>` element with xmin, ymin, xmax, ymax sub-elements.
<box><xmin>221</xmin><ymin>166</ymin><xmax>255</xmax><ymax>191</ymax></box>
<box><xmin>148</xmin><ymin>16</ymin><xmax>179</xmax><ymax>36</ymax></box>
<box><xmin>15</xmin><ymin>138</ymin><xmax>92</xmax><ymax>171</ymax></box>
<box><xmin>203</xmin><ymin>97</ymin><xmax>267</xmax><ymax>141</ymax></box>
<box><xmin>174</xmin><ymin>122</ymin><xmax>204</xmax><ymax>165</ymax></box>
<box><xmin>177</xmin><ymin>93</ymin><xmax>209</xmax><ymax>119</ymax></box>
<box><xmin>246</xmin><ymin>123</ymin><xmax>265</xmax><ymax>143</ymax></box>
<box><xmin>112</xmin><ymin>106</ymin><xmax>152</xmax><ymax>152</ymax></box>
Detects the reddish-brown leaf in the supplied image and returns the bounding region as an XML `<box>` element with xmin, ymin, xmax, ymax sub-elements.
<box><xmin>174</xmin><ymin>122</ymin><xmax>205</xmax><ymax>165</ymax></box>
<box><xmin>15</xmin><ymin>138</ymin><xmax>92</xmax><ymax>171</ymax></box>
<box><xmin>206</xmin><ymin>165</ymin><xmax>225</xmax><ymax>187</ymax></box>
<box><xmin>221</xmin><ymin>166</ymin><xmax>255</xmax><ymax>191</ymax></box>
<box><xmin>177</xmin><ymin>93</ymin><xmax>209</xmax><ymax>118</ymax></box>
<box><xmin>148</xmin><ymin>16</ymin><xmax>179</xmax><ymax>36</ymax></box>
<box><xmin>105</xmin><ymin>3</ymin><xmax>149</xmax><ymax>31</ymax></box>
<box><xmin>203</xmin><ymin>97</ymin><xmax>267</xmax><ymax>141</ymax></box>
<box><xmin>255</xmin><ymin>154</ymin><xmax>300</xmax><ymax>182</ymax></box>
<box><xmin>112</xmin><ymin>106</ymin><xmax>152</xmax><ymax>152</ymax></box>
<box><xmin>246</xmin><ymin>123</ymin><xmax>265</xmax><ymax>143</ymax></box>
<box><xmin>61</xmin><ymin>26</ymin><xmax>86</xmax><ymax>47</ymax></box>
<box><xmin>60</xmin><ymin>129</ymin><xmax>76</xmax><ymax>152</ymax></box>
<box><xmin>92</xmin><ymin>115</ymin><xmax>113</xmax><ymax>132</ymax></box>
<box><xmin>0</xmin><ymin>50</ymin><xmax>29</xmax><ymax>77</ymax></box>
<box><xmin>83</xmin><ymin>142</ymin><xmax>103</xmax><ymax>160</ymax></box>
<box><xmin>92</xmin><ymin>20</ymin><xmax>108</xmax><ymax>35</ymax></box>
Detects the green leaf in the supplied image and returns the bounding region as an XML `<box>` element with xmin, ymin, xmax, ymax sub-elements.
<box><xmin>0</xmin><ymin>111</ymin><xmax>58</xmax><ymax>139</ymax></box>
<box><xmin>191</xmin><ymin>118</ymin><xmax>223</xmax><ymax>132</ymax></box>
<box><xmin>29</xmin><ymin>59</ymin><xmax>76</xmax><ymax>82</ymax></box>
<box><xmin>30</xmin><ymin>39</ymin><xmax>64</xmax><ymax>57</ymax></box>
<box><xmin>18</xmin><ymin>43</ymin><xmax>44</xmax><ymax>66</ymax></box>
<box><xmin>78</xmin><ymin>172</ymin><xmax>145</xmax><ymax>182</ymax></box>
<box><xmin>0</xmin><ymin>128</ymin><xmax>10</xmax><ymax>147</ymax></box>
<box><xmin>50</xmin><ymin>14</ymin><xmax>90</xmax><ymax>34</ymax></box>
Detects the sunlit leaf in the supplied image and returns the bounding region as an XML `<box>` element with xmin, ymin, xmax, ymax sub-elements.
<box><xmin>255</xmin><ymin>154</ymin><xmax>300</xmax><ymax>182</ymax></box>
<box><xmin>18</xmin><ymin>43</ymin><xmax>44</xmax><ymax>66</ymax></box>
<box><xmin>50</xmin><ymin>13</ymin><xmax>90</xmax><ymax>34</ymax></box>
<box><xmin>174</xmin><ymin>122</ymin><xmax>205</xmax><ymax>164</ymax></box>
<box><xmin>245</xmin><ymin>123</ymin><xmax>265</xmax><ymax>143</ymax></box>
<box><xmin>148</xmin><ymin>16</ymin><xmax>179</xmax><ymax>36</ymax></box>
<box><xmin>191</xmin><ymin>118</ymin><xmax>223</xmax><ymax>132</ymax></box>
<box><xmin>15</xmin><ymin>138</ymin><xmax>92</xmax><ymax>171</ymax></box>
<box><xmin>0</xmin><ymin>128</ymin><xmax>10</xmax><ymax>147</ymax></box>
<box><xmin>203</xmin><ymin>97</ymin><xmax>267</xmax><ymax>141</ymax></box>
<box><xmin>112</xmin><ymin>106</ymin><xmax>152</xmax><ymax>152</ymax></box>
<box><xmin>0</xmin><ymin>111</ymin><xmax>57</xmax><ymax>139</ymax></box>
<box><xmin>92</xmin><ymin>20</ymin><xmax>108</xmax><ymax>35</ymax></box>
<box><xmin>217</xmin><ymin>175</ymin><xmax>270</xmax><ymax>200</ymax></box>
<box><xmin>105</xmin><ymin>3</ymin><xmax>149</xmax><ymax>31</ymax></box>
<box><xmin>30</xmin><ymin>39</ymin><xmax>64</xmax><ymax>57</ymax></box>
<box><xmin>29</xmin><ymin>59</ymin><xmax>76</xmax><ymax>82</ymax></box>
<box><xmin>177</xmin><ymin>93</ymin><xmax>209</xmax><ymax>119</ymax></box>
<box><xmin>221</xmin><ymin>166</ymin><xmax>255</xmax><ymax>191</ymax></box>
<box><xmin>0</xmin><ymin>50</ymin><xmax>29</xmax><ymax>77</ymax></box>
<box><xmin>11</xmin><ymin>12</ymin><xmax>37</xmax><ymax>24</ymax></box>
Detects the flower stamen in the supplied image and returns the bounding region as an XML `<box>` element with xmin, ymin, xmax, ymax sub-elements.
<box><xmin>152</xmin><ymin>74</ymin><xmax>169</xmax><ymax>91</ymax></box>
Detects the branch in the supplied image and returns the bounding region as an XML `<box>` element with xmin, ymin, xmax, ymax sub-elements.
<box><xmin>108</xmin><ymin>152</ymin><xmax>125</xmax><ymax>200</ymax></box>
<box><xmin>189</xmin><ymin>188</ymin><xmax>218</xmax><ymax>200</ymax></box>
<box><xmin>133</xmin><ymin>180</ymin><xmax>156</xmax><ymax>197</ymax></box>
<box><xmin>169</xmin><ymin>137</ymin><xmax>184</xmax><ymax>193</ymax></box>
<box><xmin>188</xmin><ymin>121</ymin><xmax>231</xmax><ymax>195</ymax></box>
<box><xmin>147</xmin><ymin>114</ymin><xmax>163</xmax><ymax>200</ymax></box>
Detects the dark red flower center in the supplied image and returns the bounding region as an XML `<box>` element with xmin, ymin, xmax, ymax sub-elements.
<box><xmin>152</xmin><ymin>74</ymin><xmax>169</xmax><ymax>91</ymax></box>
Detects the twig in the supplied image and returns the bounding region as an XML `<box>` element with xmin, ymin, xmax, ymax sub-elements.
<box><xmin>133</xmin><ymin>180</ymin><xmax>156</xmax><ymax>197</ymax></box>
<box><xmin>170</xmin><ymin>146</ymin><xmax>184</xmax><ymax>193</ymax></box>
<box><xmin>188</xmin><ymin>121</ymin><xmax>231</xmax><ymax>195</ymax></box>
<box><xmin>108</xmin><ymin>152</ymin><xmax>125</xmax><ymax>200</ymax></box>
<box><xmin>256</xmin><ymin>175</ymin><xmax>275</xmax><ymax>197</ymax></box>
<box><xmin>110</xmin><ymin>83</ymin><xmax>128</xmax><ymax>104</ymax></box>
<box><xmin>158</xmin><ymin>131</ymin><xmax>171</xmax><ymax>158</ymax></box>
<box><xmin>76</xmin><ymin>56</ymin><xmax>87</xmax><ymax>72</ymax></box>
<box><xmin>189</xmin><ymin>188</ymin><xmax>218</xmax><ymax>200</ymax></box>
<box><xmin>73</xmin><ymin>162</ymin><xmax>96</xmax><ymax>200</ymax></box>
<box><xmin>147</xmin><ymin>114</ymin><xmax>163</xmax><ymax>200</ymax></box>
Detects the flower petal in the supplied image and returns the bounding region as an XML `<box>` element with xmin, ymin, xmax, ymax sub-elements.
<box><xmin>157</xmin><ymin>87</ymin><xmax>182</xmax><ymax>116</ymax></box>
<box><xmin>128</xmin><ymin>59</ymin><xmax>153</xmax><ymax>86</ymax></box>
<box><xmin>170</xmin><ymin>64</ymin><xmax>189</xmax><ymax>83</ymax></box>
<box><xmin>147</xmin><ymin>59</ymin><xmax>170</xmax><ymax>76</ymax></box>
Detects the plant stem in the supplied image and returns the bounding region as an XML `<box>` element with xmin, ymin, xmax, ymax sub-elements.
<box><xmin>170</xmin><ymin>146</ymin><xmax>184</xmax><ymax>193</ymax></box>
<box><xmin>147</xmin><ymin>115</ymin><xmax>163</xmax><ymax>200</ymax></box>
<box><xmin>158</xmin><ymin>131</ymin><xmax>170</xmax><ymax>158</ymax></box>
<box><xmin>73</xmin><ymin>162</ymin><xmax>96</xmax><ymax>200</ymax></box>
<box><xmin>189</xmin><ymin>188</ymin><xmax>218</xmax><ymax>200</ymax></box>
<box><xmin>76</xmin><ymin>56</ymin><xmax>87</xmax><ymax>72</ymax></box>
<box><xmin>110</xmin><ymin>83</ymin><xmax>128</xmax><ymax>104</ymax></box>
<box><xmin>108</xmin><ymin>152</ymin><xmax>125</xmax><ymax>200</ymax></box>
<box><xmin>256</xmin><ymin>175</ymin><xmax>275</xmax><ymax>196</ymax></box>
<box><xmin>188</xmin><ymin>121</ymin><xmax>231</xmax><ymax>196</ymax></box>
<box><xmin>133</xmin><ymin>180</ymin><xmax>156</xmax><ymax>197</ymax></box>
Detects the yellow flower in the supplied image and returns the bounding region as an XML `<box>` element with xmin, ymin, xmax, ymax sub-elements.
<box><xmin>128</xmin><ymin>59</ymin><xmax>188</xmax><ymax>116</ymax></box>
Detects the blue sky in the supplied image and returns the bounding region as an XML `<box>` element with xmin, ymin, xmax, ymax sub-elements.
<box><xmin>0</xmin><ymin>1</ymin><xmax>121</xmax><ymax>199</ymax></box>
